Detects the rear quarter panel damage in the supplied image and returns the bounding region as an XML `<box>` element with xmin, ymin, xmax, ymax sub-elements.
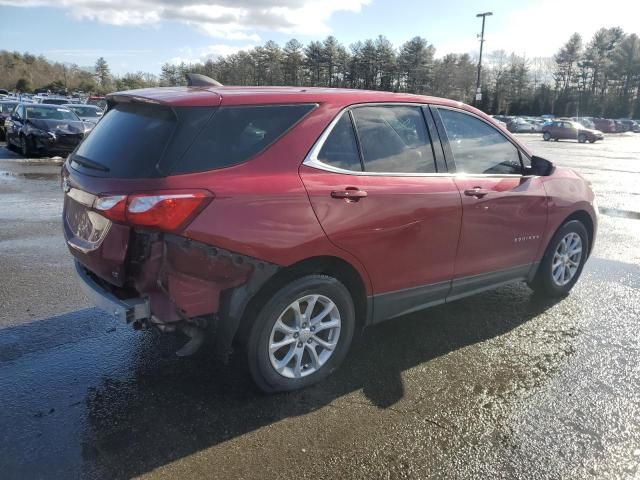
<box><xmin>129</xmin><ymin>233</ymin><xmax>271</xmax><ymax>323</ymax></box>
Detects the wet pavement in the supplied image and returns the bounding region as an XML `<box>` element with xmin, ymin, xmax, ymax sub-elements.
<box><xmin>1</xmin><ymin>135</ymin><xmax>639</xmax><ymax>479</ymax></box>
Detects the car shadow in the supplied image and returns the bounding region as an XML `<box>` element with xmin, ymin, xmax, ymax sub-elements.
<box><xmin>80</xmin><ymin>283</ymin><xmax>560</xmax><ymax>478</ymax></box>
<box><xmin>0</xmin><ymin>282</ymin><xmax>561</xmax><ymax>479</ymax></box>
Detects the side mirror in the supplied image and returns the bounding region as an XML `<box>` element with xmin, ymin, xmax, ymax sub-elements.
<box><xmin>528</xmin><ymin>155</ymin><xmax>555</xmax><ymax>176</ymax></box>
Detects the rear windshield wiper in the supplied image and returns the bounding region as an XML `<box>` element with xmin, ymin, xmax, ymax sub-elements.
<box><xmin>71</xmin><ymin>155</ymin><xmax>110</xmax><ymax>172</ymax></box>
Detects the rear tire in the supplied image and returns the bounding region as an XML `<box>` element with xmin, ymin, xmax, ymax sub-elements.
<box><xmin>247</xmin><ymin>274</ymin><xmax>355</xmax><ymax>393</ymax></box>
<box><xmin>529</xmin><ymin>220</ymin><xmax>589</xmax><ymax>298</ymax></box>
<box><xmin>543</xmin><ymin>132</ymin><xmax>551</xmax><ymax>141</ymax></box>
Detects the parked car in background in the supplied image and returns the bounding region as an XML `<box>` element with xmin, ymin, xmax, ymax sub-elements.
<box><xmin>507</xmin><ymin>117</ymin><xmax>536</xmax><ymax>133</ymax></box>
<box><xmin>5</xmin><ymin>103</ymin><xmax>88</xmax><ymax>156</ymax></box>
<box><xmin>591</xmin><ymin>118</ymin><xmax>616</xmax><ymax>133</ymax></box>
<box><xmin>62</xmin><ymin>79</ymin><xmax>597</xmax><ymax>392</ymax></box>
<box><xmin>0</xmin><ymin>100</ymin><xmax>18</xmax><ymax>140</ymax></box>
<box><xmin>489</xmin><ymin>115</ymin><xmax>508</xmax><ymax>129</ymax></box>
<box><xmin>617</xmin><ymin>119</ymin><xmax>640</xmax><ymax>133</ymax></box>
<box><xmin>528</xmin><ymin>118</ymin><xmax>546</xmax><ymax>132</ymax></box>
<box><xmin>63</xmin><ymin>104</ymin><xmax>103</xmax><ymax>127</ymax></box>
<box><xmin>542</xmin><ymin>120</ymin><xmax>604</xmax><ymax>143</ymax></box>
<box><xmin>86</xmin><ymin>96</ymin><xmax>107</xmax><ymax>110</ymax></box>
<box><xmin>613</xmin><ymin>120</ymin><xmax>629</xmax><ymax>132</ymax></box>
<box><xmin>41</xmin><ymin>97</ymin><xmax>71</xmax><ymax>106</ymax></box>
<box><xmin>572</xmin><ymin>117</ymin><xmax>596</xmax><ymax>130</ymax></box>
<box><xmin>492</xmin><ymin>115</ymin><xmax>511</xmax><ymax>124</ymax></box>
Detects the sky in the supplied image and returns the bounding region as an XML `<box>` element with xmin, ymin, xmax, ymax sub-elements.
<box><xmin>1</xmin><ymin>0</ymin><xmax>639</xmax><ymax>75</ymax></box>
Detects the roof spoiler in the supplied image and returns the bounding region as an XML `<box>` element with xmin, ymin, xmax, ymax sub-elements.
<box><xmin>185</xmin><ymin>73</ymin><xmax>223</xmax><ymax>87</ymax></box>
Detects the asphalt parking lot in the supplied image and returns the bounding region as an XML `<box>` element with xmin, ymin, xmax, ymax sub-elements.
<box><xmin>1</xmin><ymin>134</ymin><xmax>639</xmax><ymax>479</ymax></box>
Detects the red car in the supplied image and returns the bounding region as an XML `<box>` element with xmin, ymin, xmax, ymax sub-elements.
<box><xmin>591</xmin><ymin>118</ymin><xmax>616</xmax><ymax>133</ymax></box>
<box><xmin>542</xmin><ymin>120</ymin><xmax>604</xmax><ymax>143</ymax></box>
<box><xmin>63</xmin><ymin>77</ymin><xmax>597</xmax><ymax>392</ymax></box>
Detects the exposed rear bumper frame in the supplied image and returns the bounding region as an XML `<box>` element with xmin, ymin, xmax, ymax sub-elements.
<box><xmin>74</xmin><ymin>259</ymin><xmax>150</xmax><ymax>323</ymax></box>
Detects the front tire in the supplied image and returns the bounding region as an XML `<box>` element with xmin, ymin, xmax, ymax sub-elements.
<box><xmin>247</xmin><ymin>275</ymin><xmax>355</xmax><ymax>393</ymax></box>
<box><xmin>543</xmin><ymin>132</ymin><xmax>551</xmax><ymax>141</ymax></box>
<box><xmin>20</xmin><ymin>136</ymin><xmax>32</xmax><ymax>157</ymax></box>
<box><xmin>6</xmin><ymin>137</ymin><xmax>17</xmax><ymax>151</ymax></box>
<box><xmin>578</xmin><ymin>133</ymin><xmax>587</xmax><ymax>143</ymax></box>
<box><xmin>529</xmin><ymin>220</ymin><xmax>589</xmax><ymax>297</ymax></box>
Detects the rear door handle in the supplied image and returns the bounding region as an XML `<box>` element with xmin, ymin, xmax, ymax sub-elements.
<box><xmin>463</xmin><ymin>187</ymin><xmax>490</xmax><ymax>198</ymax></box>
<box><xmin>331</xmin><ymin>188</ymin><xmax>368</xmax><ymax>200</ymax></box>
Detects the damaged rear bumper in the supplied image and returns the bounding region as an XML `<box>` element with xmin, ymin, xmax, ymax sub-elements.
<box><xmin>74</xmin><ymin>259</ymin><xmax>150</xmax><ymax>323</ymax></box>
<box><xmin>72</xmin><ymin>234</ymin><xmax>281</xmax><ymax>360</ymax></box>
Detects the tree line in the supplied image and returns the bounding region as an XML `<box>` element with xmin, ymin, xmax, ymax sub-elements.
<box><xmin>1</xmin><ymin>27</ymin><xmax>639</xmax><ymax>117</ymax></box>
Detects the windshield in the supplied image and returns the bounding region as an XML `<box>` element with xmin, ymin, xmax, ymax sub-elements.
<box><xmin>68</xmin><ymin>106</ymin><xmax>102</xmax><ymax>117</ymax></box>
<box><xmin>0</xmin><ymin>103</ymin><xmax>17</xmax><ymax>113</ymax></box>
<box><xmin>25</xmin><ymin>106</ymin><xmax>80</xmax><ymax>121</ymax></box>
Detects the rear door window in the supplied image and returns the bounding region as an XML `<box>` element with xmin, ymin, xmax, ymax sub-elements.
<box><xmin>351</xmin><ymin>106</ymin><xmax>436</xmax><ymax>173</ymax></box>
<box><xmin>316</xmin><ymin>113</ymin><xmax>363</xmax><ymax>171</ymax></box>
<box><xmin>172</xmin><ymin>104</ymin><xmax>315</xmax><ymax>174</ymax></box>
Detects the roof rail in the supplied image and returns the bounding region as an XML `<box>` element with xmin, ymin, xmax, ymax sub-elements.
<box><xmin>185</xmin><ymin>73</ymin><xmax>223</xmax><ymax>87</ymax></box>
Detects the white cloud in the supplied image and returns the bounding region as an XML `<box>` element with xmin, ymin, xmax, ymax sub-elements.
<box><xmin>434</xmin><ymin>0</ymin><xmax>640</xmax><ymax>59</ymax></box>
<box><xmin>166</xmin><ymin>43</ymin><xmax>258</xmax><ymax>65</ymax></box>
<box><xmin>0</xmin><ymin>0</ymin><xmax>370</xmax><ymax>39</ymax></box>
<box><xmin>491</xmin><ymin>0</ymin><xmax>640</xmax><ymax>57</ymax></box>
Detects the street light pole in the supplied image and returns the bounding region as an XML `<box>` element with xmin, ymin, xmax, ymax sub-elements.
<box><xmin>475</xmin><ymin>11</ymin><xmax>492</xmax><ymax>107</ymax></box>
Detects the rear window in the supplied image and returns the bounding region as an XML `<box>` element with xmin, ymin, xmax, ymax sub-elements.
<box><xmin>72</xmin><ymin>103</ymin><xmax>195</xmax><ymax>178</ymax></box>
<box><xmin>71</xmin><ymin>103</ymin><xmax>314</xmax><ymax>178</ymax></box>
<box><xmin>42</xmin><ymin>98</ymin><xmax>68</xmax><ymax>105</ymax></box>
<box><xmin>171</xmin><ymin>104</ymin><xmax>315</xmax><ymax>175</ymax></box>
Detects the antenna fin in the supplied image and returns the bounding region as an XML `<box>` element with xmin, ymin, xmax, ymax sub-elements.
<box><xmin>185</xmin><ymin>73</ymin><xmax>223</xmax><ymax>87</ymax></box>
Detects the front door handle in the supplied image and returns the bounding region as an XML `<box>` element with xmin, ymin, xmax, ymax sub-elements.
<box><xmin>463</xmin><ymin>187</ymin><xmax>490</xmax><ymax>198</ymax></box>
<box><xmin>331</xmin><ymin>188</ymin><xmax>368</xmax><ymax>201</ymax></box>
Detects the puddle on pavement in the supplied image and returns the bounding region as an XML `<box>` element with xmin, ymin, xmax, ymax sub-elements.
<box><xmin>0</xmin><ymin>170</ymin><xmax>60</xmax><ymax>181</ymax></box>
<box><xmin>599</xmin><ymin>207</ymin><xmax>640</xmax><ymax>220</ymax></box>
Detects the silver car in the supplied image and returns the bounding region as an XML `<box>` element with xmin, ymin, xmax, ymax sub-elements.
<box><xmin>62</xmin><ymin>104</ymin><xmax>104</xmax><ymax>130</ymax></box>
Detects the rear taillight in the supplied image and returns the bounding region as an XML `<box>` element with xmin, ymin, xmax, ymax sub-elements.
<box><xmin>95</xmin><ymin>195</ymin><xmax>127</xmax><ymax>222</ymax></box>
<box><xmin>95</xmin><ymin>190</ymin><xmax>211</xmax><ymax>232</ymax></box>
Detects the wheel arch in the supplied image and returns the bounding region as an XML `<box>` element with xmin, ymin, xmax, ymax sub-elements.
<box><xmin>545</xmin><ymin>210</ymin><xmax>595</xmax><ymax>259</ymax></box>
<box><xmin>234</xmin><ymin>255</ymin><xmax>369</xmax><ymax>348</ymax></box>
<box><xmin>564</xmin><ymin>210</ymin><xmax>595</xmax><ymax>257</ymax></box>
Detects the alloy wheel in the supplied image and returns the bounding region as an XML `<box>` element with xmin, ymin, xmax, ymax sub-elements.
<box><xmin>268</xmin><ymin>294</ymin><xmax>341</xmax><ymax>379</ymax></box>
<box><xmin>551</xmin><ymin>232</ymin><xmax>582</xmax><ymax>286</ymax></box>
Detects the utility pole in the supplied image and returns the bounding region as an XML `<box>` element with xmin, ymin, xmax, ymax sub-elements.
<box><xmin>475</xmin><ymin>11</ymin><xmax>492</xmax><ymax>107</ymax></box>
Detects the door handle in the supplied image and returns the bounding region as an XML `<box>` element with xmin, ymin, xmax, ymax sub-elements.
<box><xmin>331</xmin><ymin>188</ymin><xmax>368</xmax><ymax>200</ymax></box>
<box><xmin>463</xmin><ymin>187</ymin><xmax>490</xmax><ymax>198</ymax></box>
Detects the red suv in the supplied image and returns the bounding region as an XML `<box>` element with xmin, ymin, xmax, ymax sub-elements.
<box><xmin>63</xmin><ymin>79</ymin><xmax>598</xmax><ymax>392</ymax></box>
